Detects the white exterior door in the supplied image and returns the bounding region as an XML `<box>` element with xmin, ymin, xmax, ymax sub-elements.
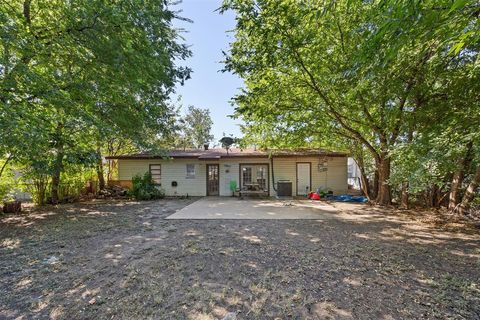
<box><xmin>296</xmin><ymin>163</ymin><xmax>311</xmax><ymax>195</ymax></box>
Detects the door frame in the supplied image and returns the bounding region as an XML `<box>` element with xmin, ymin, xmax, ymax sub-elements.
<box><xmin>238</xmin><ymin>163</ymin><xmax>270</xmax><ymax>194</ymax></box>
<box><xmin>206</xmin><ymin>164</ymin><xmax>220</xmax><ymax>196</ymax></box>
<box><xmin>296</xmin><ymin>162</ymin><xmax>312</xmax><ymax>196</ymax></box>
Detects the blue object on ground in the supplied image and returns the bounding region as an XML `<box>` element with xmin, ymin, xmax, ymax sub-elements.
<box><xmin>333</xmin><ymin>194</ymin><xmax>368</xmax><ymax>203</ymax></box>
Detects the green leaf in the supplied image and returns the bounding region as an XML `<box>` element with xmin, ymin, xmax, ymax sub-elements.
<box><xmin>448</xmin><ymin>0</ymin><xmax>468</xmax><ymax>13</ymax></box>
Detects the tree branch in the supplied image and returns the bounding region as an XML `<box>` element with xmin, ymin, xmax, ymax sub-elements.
<box><xmin>0</xmin><ymin>154</ymin><xmax>13</xmax><ymax>179</ymax></box>
<box><xmin>23</xmin><ymin>0</ymin><xmax>32</xmax><ymax>25</ymax></box>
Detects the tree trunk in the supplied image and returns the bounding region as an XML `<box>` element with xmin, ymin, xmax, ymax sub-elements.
<box><xmin>400</xmin><ymin>181</ymin><xmax>409</xmax><ymax>209</ymax></box>
<box><xmin>372</xmin><ymin>169</ymin><xmax>379</xmax><ymax>200</ymax></box>
<box><xmin>107</xmin><ymin>160</ymin><xmax>117</xmax><ymax>183</ymax></box>
<box><xmin>360</xmin><ymin>169</ymin><xmax>371</xmax><ymax>200</ymax></box>
<box><xmin>354</xmin><ymin>157</ymin><xmax>371</xmax><ymax>200</ymax></box>
<box><xmin>400</xmin><ymin>126</ymin><xmax>414</xmax><ymax>209</ymax></box>
<box><xmin>96</xmin><ymin>146</ymin><xmax>105</xmax><ymax>191</ymax></box>
<box><xmin>375</xmin><ymin>156</ymin><xmax>391</xmax><ymax>205</ymax></box>
<box><xmin>449</xmin><ymin>170</ymin><xmax>465</xmax><ymax>208</ymax></box>
<box><xmin>50</xmin><ymin>150</ymin><xmax>64</xmax><ymax>204</ymax></box>
<box><xmin>431</xmin><ymin>184</ymin><xmax>439</xmax><ymax>208</ymax></box>
<box><xmin>106</xmin><ymin>138</ymin><xmax>122</xmax><ymax>183</ymax></box>
<box><xmin>456</xmin><ymin>164</ymin><xmax>480</xmax><ymax>215</ymax></box>
<box><xmin>448</xmin><ymin>141</ymin><xmax>473</xmax><ymax>210</ymax></box>
<box><xmin>50</xmin><ymin>124</ymin><xmax>64</xmax><ymax>204</ymax></box>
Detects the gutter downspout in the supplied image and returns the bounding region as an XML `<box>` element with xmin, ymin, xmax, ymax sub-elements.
<box><xmin>270</xmin><ymin>152</ymin><xmax>277</xmax><ymax>192</ymax></box>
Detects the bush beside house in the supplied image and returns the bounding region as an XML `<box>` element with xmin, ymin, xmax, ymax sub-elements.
<box><xmin>128</xmin><ymin>172</ymin><xmax>165</xmax><ymax>200</ymax></box>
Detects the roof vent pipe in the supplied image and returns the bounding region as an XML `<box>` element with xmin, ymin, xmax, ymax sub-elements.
<box><xmin>203</xmin><ymin>143</ymin><xmax>209</xmax><ymax>151</ymax></box>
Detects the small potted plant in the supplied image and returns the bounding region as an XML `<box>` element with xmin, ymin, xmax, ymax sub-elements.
<box><xmin>2</xmin><ymin>192</ymin><xmax>21</xmax><ymax>214</ymax></box>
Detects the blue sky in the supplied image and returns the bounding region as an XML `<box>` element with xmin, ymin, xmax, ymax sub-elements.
<box><xmin>172</xmin><ymin>0</ymin><xmax>244</xmax><ymax>144</ymax></box>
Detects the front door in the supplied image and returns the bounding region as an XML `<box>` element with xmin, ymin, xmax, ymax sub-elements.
<box><xmin>206</xmin><ymin>164</ymin><xmax>219</xmax><ymax>196</ymax></box>
<box><xmin>296</xmin><ymin>163</ymin><xmax>311</xmax><ymax>196</ymax></box>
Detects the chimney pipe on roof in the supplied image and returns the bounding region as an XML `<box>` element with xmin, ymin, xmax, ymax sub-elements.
<box><xmin>203</xmin><ymin>143</ymin><xmax>209</xmax><ymax>151</ymax></box>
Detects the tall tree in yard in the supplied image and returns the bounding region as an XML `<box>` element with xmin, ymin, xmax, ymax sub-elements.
<box><xmin>0</xmin><ymin>0</ymin><xmax>191</xmax><ymax>203</ymax></box>
<box><xmin>222</xmin><ymin>0</ymin><xmax>480</xmax><ymax>207</ymax></box>
<box><xmin>182</xmin><ymin>106</ymin><xmax>214</xmax><ymax>149</ymax></box>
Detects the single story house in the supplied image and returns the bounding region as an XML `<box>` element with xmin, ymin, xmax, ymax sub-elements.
<box><xmin>106</xmin><ymin>148</ymin><xmax>348</xmax><ymax>197</ymax></box>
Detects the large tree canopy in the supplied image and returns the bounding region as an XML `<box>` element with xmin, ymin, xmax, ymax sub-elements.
<box><xmin>0</xmin><ymin>0</ymin><xmax>191</xmax><ymax>202</ymax></box>
<box><xmin>222</xmin><ymin>0</ymin><xmax>479</xmax><ymax>209</ymax></box>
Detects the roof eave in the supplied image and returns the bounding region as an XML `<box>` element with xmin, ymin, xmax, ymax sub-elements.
<box><xmin>105</xmin><ymin>152</ymin><xmax>348</xmax><ymax>160</ymax></box>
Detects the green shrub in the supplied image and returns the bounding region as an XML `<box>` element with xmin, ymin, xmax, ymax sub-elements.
<box><xmin>128</xmin><ymin>172</ymin><xmax>165</xmax><ymax>200</ymax></box>
<box><xmin>21</xmin><ymin>162</ymin><xmax>51</xmax><ymax>206</ymax></box>
<box><xmin>0</xmin><ymin>161</ymin><xmax>16</xmax><ymax>205</ymax></box>
<box><xmin>0</xmin><ymin>182</ymin><xmax>11</xmax><ymax>203</ymax></box>
<box><xmin>21</xmin><ymin>161</ymin><xmax>96</xmax><ymax>205</ymax></box>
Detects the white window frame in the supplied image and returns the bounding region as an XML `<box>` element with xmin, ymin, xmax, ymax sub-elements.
<box><xmin>240</xmin><ymin>164</ymin><xmax>268</xmax><ymax>191</ymax></box>
<box><xmin>186</xmin><ymin>164</ymin><xmax>195</xmax><ymax>179</ymax></box>
<box><xmin>149</xmin><ymin>164</ymin><xmax>161</xmax><ymax>185</ymax></box>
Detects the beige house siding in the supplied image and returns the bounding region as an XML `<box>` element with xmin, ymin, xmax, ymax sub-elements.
<box><xmin>118</xmin><ymin>159</ymin><xmax>207</xmax><ymax>196</ymax></box>
<box><xmin>117</xmin><ymin>156</ymin><xmax>347</xmax><ymax>197</ymax></box>
<box><xmin>270</xmin><ymin>156</ymin><xmax>347</xmax><ymax>196</ymax></box>
<box><xmin>218</xmin><ymin>158</ymin><xmax>271</xmax><ymax>196</ymax></box>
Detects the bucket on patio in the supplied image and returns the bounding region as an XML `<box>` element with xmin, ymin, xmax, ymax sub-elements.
<box><xmin>308</xmin><ymin>192</ymin><xmax>321</xmax><ymax>200</ymax></box>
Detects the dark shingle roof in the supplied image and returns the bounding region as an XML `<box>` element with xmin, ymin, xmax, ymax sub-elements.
<box><xmin>106</xmin><ymin>148</ymin><xmax>347</xmax><ymax>160</ymax></box>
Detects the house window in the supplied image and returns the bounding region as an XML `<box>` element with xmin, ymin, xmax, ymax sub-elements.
<box><xmin>149</xmin><ymin>164</ymin><xmax>161</xmax><ymax>185</ymax></box>
<box><xmin>242</xmin><ymin>167</ymin><xmax>252</xmax><ymax>185</ymax></box>
<box><xmin>240</xmin><ymin>164</ymin><xmax>268</xmax><ymax>191</ymax></box>
<box><xmin>186</xmin><ymin>164</ymin><xmax>195</xmax><ymax>179</ymax></box>
<box><xmin>256</xmin><ymin>166</ymin><xmax>267</xmax><ymax>190</ymax></box>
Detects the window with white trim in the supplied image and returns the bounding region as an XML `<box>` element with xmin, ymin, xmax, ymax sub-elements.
<box><xmin>242</xmin><ymin>167</ymin><xmax>252</xmax><ymax>185</ymax></box>
<box><xmin>149</xmin><ymin>164</ymin><xmax>161</xmax><ymax>185</ymax></box>
<box><xmin>186</xmin><ymin>164</ymin><xmax>195</xmax><ymax>179</ymax></box>
<box><xmin>240</xmin><ymin>164</ymin><xmax>268</xmax><ymax>191</ymax></box>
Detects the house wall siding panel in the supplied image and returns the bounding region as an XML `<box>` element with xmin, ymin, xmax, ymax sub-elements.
<box><xmin>117</xmin><ymin>156</ymin><xmax>347</xmax><ymax>197</ymax></box>
<box><xmin>118</xmin><ymin>159</ymin><xmax>207</xmax><ymax>196</ymax></box>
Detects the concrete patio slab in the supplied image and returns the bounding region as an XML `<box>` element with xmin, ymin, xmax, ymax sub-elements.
<box><xmin>166</xmin><ymin>197</ymin><xmax>340</xmax><ymax>219</ymax></box>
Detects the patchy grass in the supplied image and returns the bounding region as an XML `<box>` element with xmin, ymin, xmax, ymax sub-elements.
<box><xmin>0</xmin><ymin>199</ymin><xmax>479</xmax><ymax>319</ymax></box>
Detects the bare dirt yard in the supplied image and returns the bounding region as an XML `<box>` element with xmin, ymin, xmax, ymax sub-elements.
<box><xmin>1</xmin><ymin>198</ymin><xmax>479</xmax><ymax>320</ymax></box>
